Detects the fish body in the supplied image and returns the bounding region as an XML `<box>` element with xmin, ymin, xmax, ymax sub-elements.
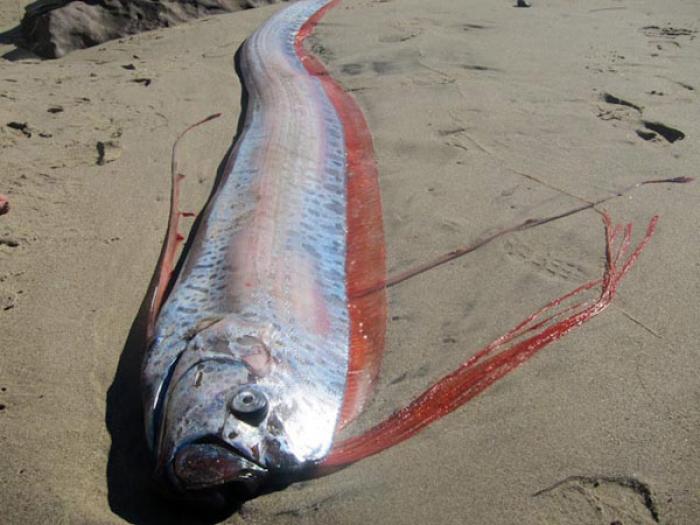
<box><xmin>142</xmin><ymin>0</ymin><xmax>386</xmax><ymax>493</ymax></box>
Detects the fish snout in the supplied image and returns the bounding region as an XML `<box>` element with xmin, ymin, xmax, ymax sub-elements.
<box><xmin>172</xmin><ymin>441</ymin><xmax>267</xmax><ymax>492</ymax></box>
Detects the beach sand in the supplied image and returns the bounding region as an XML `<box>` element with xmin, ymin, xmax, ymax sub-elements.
<box><xmin>1</xmin><ymin>0</ymin><xmax>698</xmax><ymax>523</ymax></box>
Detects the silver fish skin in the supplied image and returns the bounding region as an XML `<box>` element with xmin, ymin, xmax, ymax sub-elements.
<box><xmin>142</xmin><ymin>0</ymin><xmax>352</xmax><ymax>492</ymax></box>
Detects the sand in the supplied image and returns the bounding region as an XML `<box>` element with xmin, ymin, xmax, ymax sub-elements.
<box><xmin>1</xmin><ymin>0</ymin><xmax>699</xmax><ymax>523</ymax></box>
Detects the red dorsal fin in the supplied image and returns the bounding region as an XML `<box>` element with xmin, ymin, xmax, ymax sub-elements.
<box><xmin>145</xmin><ymin>113</ymin><xmax>221</xmax><ymax>342</ymax></box>
<box><xmin>322</xmin><ymin>213</ymin><xmax>658</xmax><ymax>468</ymax></box>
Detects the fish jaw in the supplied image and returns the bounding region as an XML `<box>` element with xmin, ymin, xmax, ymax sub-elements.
<box><xmin>171</xmin><ymin>442</ymin><xmax>267</xmax><ymax>493</ymax></box>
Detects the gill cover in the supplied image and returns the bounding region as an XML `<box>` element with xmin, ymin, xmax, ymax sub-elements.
<box><xmin>148</xmin><ymin>315</ymin><xmax>321</xmax><ymax>493</ymax></box>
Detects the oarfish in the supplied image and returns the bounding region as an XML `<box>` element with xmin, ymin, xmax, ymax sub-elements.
<box><xmin>142</xmin><ymin>0</ymin><xmax>386</xmax><ymax>496</ymax></box>
<box><xmin>142</xmin><ymin>0</ymin><xmax>660</xmax><ymax>503</ymax></box>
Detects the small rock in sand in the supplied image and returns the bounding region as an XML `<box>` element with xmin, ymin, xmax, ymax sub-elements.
<box><xmin>6</xmin><ymin>122</ymin><xmax>32</xmax><ymax>138</ymax></box>
<box><xmin>0</xmin><ymin>194</ymin><xmax>9</xmax><ymax>216</ymax></box>
<box><xmin>0</xmin><ymin>290</ymin><xmax>16</xmax><ymax>311</ymax></box>
<box><xmin>96</xmin><ymin>140</ymin><xmax>122</xmax><ymax>165</ymax></box>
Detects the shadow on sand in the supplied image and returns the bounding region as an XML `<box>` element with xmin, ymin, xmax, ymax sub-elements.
<box><xmin>105</xmin><ymin>46</ymin><xmax>251</xmax><ymax>524</ymax></box>
<box><xmin>0</xmin><ymin>25</ymin><xmax>38</xmax><ymax>61</ymax></box>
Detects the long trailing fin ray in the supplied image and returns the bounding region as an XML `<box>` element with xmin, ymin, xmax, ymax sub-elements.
<box><xmin>320</xmin><ymin>213</ymin><xmax>658</xmax><ymax>469</ymax></box>
<box><xmin>350</xmin><ymin>176</ymin><xmax>690</xmax><ymax>299</ymax></box>
<box><xmin>145</xmin><ymin>113</ymin><xmax>221</xmax><ymax>342</ymax></box>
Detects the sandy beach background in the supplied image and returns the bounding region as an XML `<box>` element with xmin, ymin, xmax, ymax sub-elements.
<box><xmin>1</xmin><ymin>0</ymin><xmax>699</xmax><ymax>523</ymax></box>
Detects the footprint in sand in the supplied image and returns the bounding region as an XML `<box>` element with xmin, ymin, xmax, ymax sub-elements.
<box><xmin>596</xmin><ymin>91</ymin><xmax>685</xmax><ymax>144</ymax></box>
<box><xmin>636</xmin><ymin>121</ymin><xmax>685</xmax><ymax>144</ymax></box>
<box><xmin>643</xmin><ymin>24</ymin><xmax>697</xmax><ymax>59</ymax></box>
<box><xmin>533</xmin><ymin>475</ymin><xmax>660</xmax><ymax>525</ymax></box>
<box><xmin>504</xmin><ymin>237</ymin><xmax>588</xmax><ymax>283</ymax></box>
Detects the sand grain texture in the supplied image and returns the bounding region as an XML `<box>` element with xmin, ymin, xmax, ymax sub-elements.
<box><xmin>1</xmin><ymin>0</ymin><xmax>699</xmax><ymax>523</ymax></box>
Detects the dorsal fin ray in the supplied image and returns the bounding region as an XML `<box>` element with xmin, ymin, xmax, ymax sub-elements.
<box><xmin>321</xmin><ymin>213</ymin><xmax>658</xmax><ymax>468</ymax></box>
<box><xmin>145</xmin><ymin>113</ymin><xmax>221</xmax><ymax>343</ymax></box>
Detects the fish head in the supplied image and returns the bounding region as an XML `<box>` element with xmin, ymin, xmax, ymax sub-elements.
<box><xmin>152</xmin><ymin>318</ymin><xmax>305</xmax><ymax>497</ymax></box>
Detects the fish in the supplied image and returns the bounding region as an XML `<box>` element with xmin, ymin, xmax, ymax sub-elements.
<box><xmin>142</xmin><ymin>0</ymin><xmax>386</xmax><ymax>498</ymax></box>
<box><xmin>141</xmin><ymin>0</ymin><xmax>663</xmax><ymax>504</ymax></box>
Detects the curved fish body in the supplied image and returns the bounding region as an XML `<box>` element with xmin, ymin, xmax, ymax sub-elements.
<box><xmin>142</xmin><ymin>0</ymin><xmax>386</xmax><ymax>494</ymax></box>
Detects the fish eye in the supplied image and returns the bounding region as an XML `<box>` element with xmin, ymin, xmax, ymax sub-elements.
<box><xmin>229</xmin><ymin>385</ymin><xmax>268</xmax><ymax>425</ymax></box>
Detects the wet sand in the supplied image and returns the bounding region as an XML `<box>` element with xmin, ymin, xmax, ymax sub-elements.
<box><xmin>1</xmin><ymin>0</ymin><xmax>699</xmax><ymax>523</ymax></box>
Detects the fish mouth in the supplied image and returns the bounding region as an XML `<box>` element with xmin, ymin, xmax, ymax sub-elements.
<box><xmin>171</xmin><ymin>439</ymin><xmax>268</xmax><ymax>493</ymax></box>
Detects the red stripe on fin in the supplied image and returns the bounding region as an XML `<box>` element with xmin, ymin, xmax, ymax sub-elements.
<box><xmin>296</xmin><ymin>2</ymin><xmax>388</xmax><ymax>429</ymax></box>
<box><xmin>322</xmin><ymin>213</ymin><xmax>658</xmax><ymax>467</ymax></box>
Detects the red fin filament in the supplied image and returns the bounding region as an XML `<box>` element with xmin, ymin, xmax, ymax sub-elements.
<box><xmin>322</xmin><ymin>213</ymin><xmax>658</xmax><ymax>468</ymax></box>
<box><xmin>145</xmin><ymin>113</ymin><xmax>221</xmax><ymax>342</ymax></box>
